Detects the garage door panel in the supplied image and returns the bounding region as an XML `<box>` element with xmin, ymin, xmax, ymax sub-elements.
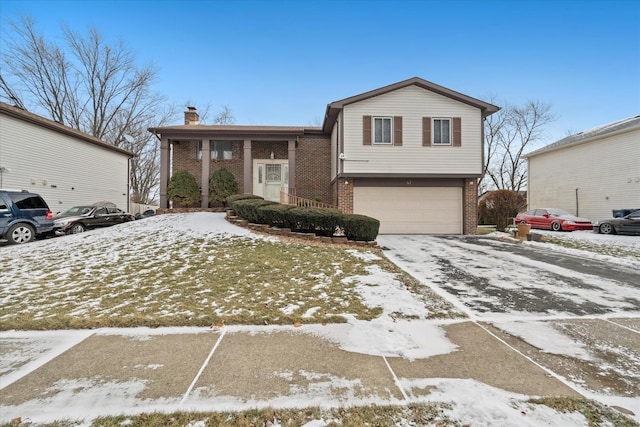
<box><xmin>353</xmin><ymin>186</ymin><xmax>462</xmax><ymax>234</ymax></box>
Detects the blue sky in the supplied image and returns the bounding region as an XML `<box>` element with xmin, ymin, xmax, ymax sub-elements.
<box><xmin>1</xmin><ymin>0</ymin><xmax>639</xmax><ymax>147</ymax></box>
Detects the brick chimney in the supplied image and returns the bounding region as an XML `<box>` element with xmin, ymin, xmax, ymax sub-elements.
<box><xmin>184</xmin><ymin>106</ymin><xmax>199</xmax><ymax>125</ymax></box>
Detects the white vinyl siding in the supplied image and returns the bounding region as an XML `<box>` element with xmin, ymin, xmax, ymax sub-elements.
<box><xmin>0</xmin><ymin>113</ymin><xmax>129</xmax><ymax>213</ymax></box>
<box><xmin>353</xmin><ymin>186</ymin><xmax>463</xmax><ymax>234</ymax></box>
<box><xmin>527</xmin><ymin>128</ymin><xmax>640</xmax><ymax>222</ymax></box>
<box><xmin>342</xmin><ymin>85</ymin><xmax>482</xmax><ymax>175</ymax></box>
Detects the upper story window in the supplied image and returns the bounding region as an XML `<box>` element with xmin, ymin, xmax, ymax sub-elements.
<box><xmin>433</xmin><ymin>118</ymin><xmax>451</xmax><ymax>145</ymax></box>
<box><xmin>197</xmin><ymin>141</ymin><xmax>233</xmax><ymax>160</ymax></box>
<box><xmin>374</xmin><ymin>117</ymin><xmax>392</xmax><ymax>144</ymax></box>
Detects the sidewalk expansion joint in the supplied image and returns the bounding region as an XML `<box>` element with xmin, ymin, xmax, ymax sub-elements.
<box><xmin>473</xmin><ymin>320</ymin><xmax>585</xmax><ymax>397</ymax></box>
<box><xmin>382</xmin><ymin>356</ymin><xmax>408</xmax><ymax>401</ymax></box>
<box><xmin>180</xmin><ymin>329</ymin><xmax>226</xmax><ymax>406</ymax></box>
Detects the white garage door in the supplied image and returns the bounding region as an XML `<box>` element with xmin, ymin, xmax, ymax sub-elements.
<box><xmin>353</xmin><ymin>186</ymin><xmax>463</xmax><ymax>234</ymax></box>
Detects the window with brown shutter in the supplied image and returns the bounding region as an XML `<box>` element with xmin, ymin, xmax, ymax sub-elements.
<box><xmin>393</xmin><ymin>116</ymin><xmax>403</xmax><ymax>146</ymax></box>
<box><xmin>423</xmin><ymin>117</ymin><xmax>431</xmax><ymax>146</ymax></box>
<box><xmin>452</xmin><ymin>117</ymin><xmax>462</xmax><ymax>146</ymax></box>
<box><xmin>373</xmin><ymin>117</ymin><xmax>392</xmax><ymax>144</ymax></box>
<box><xmin>363</xmin><ymin>115</ymin><xmax>372</xmax><ymax>145</ymax></box>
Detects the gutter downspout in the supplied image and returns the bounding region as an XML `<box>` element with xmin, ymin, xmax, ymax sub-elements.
<box><xmin>575</xmin><ymin>188</ymin><xmax>579</xmax><ymax>216</ymax></box>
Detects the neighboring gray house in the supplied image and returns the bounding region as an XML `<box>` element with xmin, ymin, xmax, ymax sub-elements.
<box><xmin>0</xmin><ymin>102</ymin><xmax>134</xmax><ymax>213</ymax></box>
<box><xmin>525</xmin><ymin>115</ymin><xmax>640</xmax><ymax>221</ymax></box>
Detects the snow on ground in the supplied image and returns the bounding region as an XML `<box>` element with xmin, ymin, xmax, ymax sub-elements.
<box><xmin>490</xmin><ymin>320</ymin><xmax>595</xmax><ymax>360</ymax></box>
<box><xmin>531</xmin><ymin>229</ymin><xmax>640</xmax><ymax>253</ymax></box>
<box><xmin>2</xmin><ymin>214</ymin><xmax>639</xmax><ymax>425</ymax></box>
<box><xmin>495</xmin><ymin>229</ymin><xmax>640</xmax><ymax>268</ymax></box>
<box><xmin>378</xmin><ymin>234</ymin><xmax>640</xmax><ymax>319</ymax></box>
<box><xmin>0</xmin><ymin>327</ymin><xmax>602</xmax><ymax>426</ymax></box>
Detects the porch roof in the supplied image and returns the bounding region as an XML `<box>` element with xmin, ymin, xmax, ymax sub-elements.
<box><xmin>148</xmin><ymin>124</ymin><xmax>323</xmax><ymax>140</ymax></box>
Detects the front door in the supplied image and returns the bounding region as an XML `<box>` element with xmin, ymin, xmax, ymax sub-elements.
<box><xmin>253</xmin><ymin>160</ymin><xmax>288</xmax><ymax>202</ymax></box>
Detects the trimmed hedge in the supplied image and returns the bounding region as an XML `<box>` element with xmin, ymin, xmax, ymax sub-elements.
<box><xmin>258</xmin><ymin>204</ymin><xmax>296</xmax><ymax>228</ymax></box>
<box><xmin>226</xmin><ymin>194</ymin><xmax>264</xmax><ymax>205</ymax></box>
<box><xmin>229</xmin><ymin>198</ymin><xmax>380</xmax><ymax>242</ymax></box>
<box><xmin>288</xmin><ymin>207</ymin><xmax>342</xmax><ymax>237</ymax></box>
<box><xmin>231</xmin><ymin>199</ymin><xmax>277</xmax><ymax>224</ymax></box>
<box><xmin>341</xmin><ymin>214</ymin><xmax>380</xmax><ymax>241</ymax></box>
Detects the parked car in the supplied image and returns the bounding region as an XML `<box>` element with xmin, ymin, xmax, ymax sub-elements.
<box><xmin>0</xmin><ymin>189</ymin><xmax>54</xmax><ymax>244</ymax></box>
<box><xmin>53</xmin><ymin>204</ymin><xmax>135</xmax><ymax>235</ymax></box>
<box><xmin>135</xmin><ymin>209</ymin><xmax>155</xmax><ymax>220</ymax></box>
<box><xmin>593</xmin><ymin>210</ymin><xmax>640</xmax><ymax>235</ymax></box>
<box><xmin>612</xmin><ymin>208</ymin><xmax>640</xmax><ymax>218</ymax></box>
<box><xmin>515</xmin><ymin>208</ymin><xmax>593</xmax><ymax>231</ymax></box>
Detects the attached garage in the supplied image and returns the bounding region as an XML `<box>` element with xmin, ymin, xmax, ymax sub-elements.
<box><xmin>353</xmin><ymin>185</ymin><xmax>463</xmax><ymax>234</ymax></box>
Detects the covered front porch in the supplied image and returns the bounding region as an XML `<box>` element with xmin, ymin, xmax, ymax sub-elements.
<box><xmin>151</xmin><ymin>124</ymin><xmax>305</xmax><ymax>209</ymax></box>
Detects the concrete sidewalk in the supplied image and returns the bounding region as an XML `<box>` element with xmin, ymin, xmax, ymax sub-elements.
<box><xmin>6</xmin><ymin>319</ymin><xmax>632</xmax><ymax>424</ymax></box>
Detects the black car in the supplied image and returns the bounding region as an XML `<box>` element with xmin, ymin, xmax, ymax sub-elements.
<box><xmin>53</xmin><ymin>205</ymin><xmax>135</xmax><ymax>235</ymax></box>
<box><xmin>135</xmin><ymin>209</ymin><xmax>156</xmax><ymax>220</ymax></box>
<box><xmin>593</xmin><ymin>210</ymin><xmax>640</xmax><ymax>235</ymax></box>
<box><xmin>0</xmin><ymin>189</ymin><xmax>54</xmax><ymax>244</ymax></box>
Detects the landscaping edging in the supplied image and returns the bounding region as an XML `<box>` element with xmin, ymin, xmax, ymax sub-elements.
<box><xmin>225</xmin><ymin>211</ymin><xmax>379</xmax><ymax>248</ymax></box>
<box><xmin>157</xmin><ymin>207</ymin><xmax>226</xmax><ymax>214</ymax></box>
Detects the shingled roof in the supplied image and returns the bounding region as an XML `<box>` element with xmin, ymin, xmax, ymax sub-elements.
<box><xmin>526</xmin><ymin>115</ymin><xmax>640</xmax><ymax>158</ymax></box>
<box><xmin>0</xmin><ymin>102</ymin><xmax>134</xmax><ymax>157</ymax></box>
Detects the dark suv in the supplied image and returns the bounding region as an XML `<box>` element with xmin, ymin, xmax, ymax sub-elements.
<box><xmin>0</xmin><ymin>189</ymin><xmax>54</xmax><ymax>244</ymax></box>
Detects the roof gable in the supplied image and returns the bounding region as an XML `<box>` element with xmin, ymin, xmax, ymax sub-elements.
<box><xmin>322</xmin><ymin>77</ymin><xmax>500</xmax><ymax>132</ymax></box>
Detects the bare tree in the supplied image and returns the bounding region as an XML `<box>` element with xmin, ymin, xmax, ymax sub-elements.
<box><xmin>0</xmin><ymin>16</ymin><xmax>167</xmax><ymax>204</ymax></box>
<box><xmin>481</xmin><ymin>100</ymin><xmax>555</xmax><ymax>193</ymax></box>
<box><xmin>179</xmin><ymin>102</ymin><xmax>234</xmax><ymax>125</ymax></box>
<box><xmin>213</xmin><ymin>104</ymin><xmax>235</xmax><ymax>124</ymax></box>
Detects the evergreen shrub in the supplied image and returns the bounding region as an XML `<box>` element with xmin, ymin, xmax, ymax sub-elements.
<box><xmin>258</xmin><ymin>204</ymin><xmax>296</xmax><ymax>228</ymax></box>
<box><xmin>167</xmin><ymin>170</ymin><xmax>200</xmax><ymax>207</ymax></box>
<box><xmin>341</xmin><ymin>214</ymin><xmax>380</xmax><ymax>241</ymax></box>
<box><xmin>232</xmin><ymin>199</ymin><xmax>277</xmax><ymax>224</ymax></box>
<box><xmin>287</xmin><ymin>207</ymin><xmax>342</xmax><ymax>237</ymax></box>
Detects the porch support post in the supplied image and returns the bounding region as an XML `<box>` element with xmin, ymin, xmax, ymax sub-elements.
<box><xmin>288</xmin><ymin>139</ymin><xmax>296</xmax><ymax>194</ymax></box>
<box><xmin>243</xmin><ymin>139</ymin><xmax>252</xmax><ymax>194</ymax></box>
<box><xmin>159</xmin><ymin>137</ymin><xmax>170</xmax><ymax>208</ymax></box>
<box><xmin>201</xmin><ymin>140</ymin><xmax>210</xmax><ymax>208</ymax></box>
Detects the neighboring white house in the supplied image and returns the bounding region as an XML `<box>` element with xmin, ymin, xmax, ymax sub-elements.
<box><xmin>0</xmin><ymin>102</ymin><xmax>134</xmax><ymax>214</ymax></box>
<box><xmin>525</xmin><ymin>115</ymin><xmax>640</xmax><ymax>222</ymax></box>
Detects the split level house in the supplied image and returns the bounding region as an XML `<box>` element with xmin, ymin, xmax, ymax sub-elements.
<box><xmin>149</xmin><ymin>77</ymin><xmax>499</xmax><ymax>234</ymax></box>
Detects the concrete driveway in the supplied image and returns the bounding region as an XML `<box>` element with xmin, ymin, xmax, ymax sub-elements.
<box><xmin>378</xmin><ymin>234</ymin><xmax>640</xmax><ymax>417</ymax></box>
<box><xmin>378</xmin><ymin>235</ymin><xmax>640</xmax><ymax>317</ymax></box>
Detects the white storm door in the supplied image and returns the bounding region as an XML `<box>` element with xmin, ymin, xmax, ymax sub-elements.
<box><xmin>253</xmin><ymin>160</ymin><xmax>288</xmax><ymax>202</ymax></box>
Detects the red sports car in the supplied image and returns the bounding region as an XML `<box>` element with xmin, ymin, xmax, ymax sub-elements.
<box><xmin>515</xmin><ymin>208</ymin><xmax>593</xmax><ymax>231</ymax></box>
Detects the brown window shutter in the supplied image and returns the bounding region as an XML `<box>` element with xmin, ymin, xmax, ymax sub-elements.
<box><xmin>393</xmin><ymin>116</ymin><xmax>403</xmax><ymax>146</ymax></box>
<box><xmin>363</xmin><ymin>116</ymin><xmax>372</xmax><ymax>145</ymax></box>
<box><xmin>423</xmin><ymin>117</ymin><xmax>431</xmax><ymax>146</ymax></box>
<box><xmin>453</xmin><ymin>117</ymin><xmax>462</xmax><ymax>146</ymax></box>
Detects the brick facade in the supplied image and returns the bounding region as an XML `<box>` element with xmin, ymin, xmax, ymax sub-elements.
<box><xmin>172</xmin><ymin>140</ymin><xmax>245</xmax><ymax>197</ymax></box>
<box><xmin>463</xmin><ymin>178</ymin><xmax>478</xmax><ymax>234</ymax></box>
<box><xmin>171</xmin><ymin>134</ymin><xmax>333</xmax><ymax>206</ymax></box>
<box><xmin>336</xmin><ymin>178</ymin><xmax>353</xmax><ymax>213</ymax></box>
<box><xmin>296</xmin><ymin>134</ymin><xmax>332</xmax><ymax>203</ymax></box>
